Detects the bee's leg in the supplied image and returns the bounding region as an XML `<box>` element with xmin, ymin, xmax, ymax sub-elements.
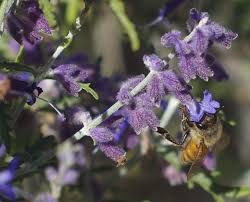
<box><xmin>180</xmin><ymin>130</ymin><xmax>189</xmax><ymax>145</ymax></box>
<box><xmin>156</xmin><ymin>127</ymin><xmax>186</xmax><ymax>146</ymax></box>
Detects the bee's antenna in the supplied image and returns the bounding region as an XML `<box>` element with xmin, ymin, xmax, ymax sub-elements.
<box><xmin>35</xmin><ymin>96</ymin><xmax>65</xmax><ymax>120</ymax></box>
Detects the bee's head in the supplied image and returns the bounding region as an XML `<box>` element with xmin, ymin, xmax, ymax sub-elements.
<box><xmin>195</xmin><ymin>113</ymin><xmax>218</xmax><ymax>130</ymax></box>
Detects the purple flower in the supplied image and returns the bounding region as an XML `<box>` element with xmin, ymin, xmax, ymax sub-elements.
<box><xmin>146</xmin><ymin>75</ymin><xmax>165</xmax><ymax>106</ymax></box>
<box><xmin>161</xmin><ymin>31</ymin><xmax>191</xmax><ymax>55</ymax></box>
<box><xmin>126</xmin><ymin>132</ymin><xmax>140</xmax><ymax>149</ymax></box>
<box><xmin>120</xmin><ymin>93</ymin><xmax>159</xmax><ymax>134</ymax></box>
<box><xmin>59</xmin><ymin>107</ymin><xmax>92</xmax><ymax>140</ymax></box>
<box><xmin>45</xmin><ymin>142</ymin><xmax>85</xmax><ymax>190</ymax></box>
<box><xmin>62</xmin><ymin>169</ymin><xmax>79</xmax><ymax>185</ymax></box>
<box><xmin>144</xmin><ymin>0</ymin><xmax>186</xmax><ymax>27</ymax></box>
<box><xmin>185</xmin><ymin>90</ymin><xmax>220</xmax><ymax>122</ymax></box>
<box><xmin>162</xmin><ymin>165</ymin><xmax>187</xmax><ymax>186</ymax></box>
<box><xmin>6</xmin><ymin>0</ymin><xmax>52</xmax><ymax>45</ymax></box>
<box><xmin>116</xmin><ymin>75</ymin><xmax>145</xmax><ymax>104</ymax></box>
<box><xmin>161</xmin><ymin>31</ymin><xmax>214</xmax><ymax>82</ymax></box>
<box><xmin>188</xmin><ymin>9</ymin><xmax>237</xmax><ymax>49</ymax></box>
<box><xmin>99</xmin><ymin>142</ymin><xmax>126</xmax><ymax>166</ymax></box>
<box><xmin>0</xmin><ymin>72</ymin><xmax>42</xmax><ymax>105</ymax></box>
<box><xmin>0</xmin><ymin>144</ymin><xmax>6</xmax><ymax>159</ymax></box>
<box><xmin>53</xmin><ymin>64</ymin><xmax>92</xmax><ymax>96</ymax></box>
<box><xmin>89</xmin><ymin>127</ymin><xmax>114</xmax><ymax>143</ymax></box>
<box><xmin>0</xmin><ymin>170</ymin><xmax>15</xmax><ymax>201</ymax></box>
<box><xmin>143</xmin><ymin>54</ymin><xmax>168</xmax><ymax>71</ymax></box>
<box><xmin>36</xmin><ymin>193</ymin><xmax>56</xmax><ymax>202</ymax></box>
<box><xmin>114</xmin><ymin>118</ymin><xmax>129</xmax><ymax>143</ymax></box>
<box><xmin>0</xmin><ymin>156</ymin><xmax>20</xmax><ymax>201</ymax></box>
<box><xmin>156</xmin><ymin>69</ymin><xmax>192</xmax><ymax>103</ymax></box>
<box><xmin>202</xmin><ymin>153</ymin><xmax>216</xmax><ymax>171</ymax></box>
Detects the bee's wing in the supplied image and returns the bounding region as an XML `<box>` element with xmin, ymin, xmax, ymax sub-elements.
<box><xmin>187</xmin><ymin>140</ymin><xmax>206</xmax><ymax>180</ymax></box>
<box><xmin>156</xmin><ymin>127</ymin><xmax>183</xmax><ymax>146</ymax></box>
<box><xmin>212</xmin><ymin>133</ymin><xmax>230</xmax><ymax>154</ymax></box>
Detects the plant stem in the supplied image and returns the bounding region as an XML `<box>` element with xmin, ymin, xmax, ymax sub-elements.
<box><xmin>73</xmin><ymin>16</ymin><xmax>209</xmax><ymax>141</ymax></box>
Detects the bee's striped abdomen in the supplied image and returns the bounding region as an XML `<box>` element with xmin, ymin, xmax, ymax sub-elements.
<box><xmin>180</xmin><ymin>137</ymin><xmax>208</xmax><ymax>164</ymax></box>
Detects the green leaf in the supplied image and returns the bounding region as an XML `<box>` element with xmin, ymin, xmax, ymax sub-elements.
<box><xmin>79</xmin><ymin>83</ymin><xmax>99</xmax><ymax>100</ymax></box>
<box><xmin>38</xmin><ymin>0</ymin><xmax>57</xmax><ymax>27</ymax></box>
<box><xmin>0</xmin><ymin>62</ymin><xmax>38</xmax><ymax>75</ymax></box>
<box><xmin>65</xmin><ymin>0</ymin><xmax>82</xmax><ymax>25</ymax></box>
<box><xmin>108</xmin><ymin>0</ymin><xmax>140</xmax><ymax>51</ymax></box>
<box><xmin>190</xmin><ymin>173</ymin><xmax>250</xmax><ymax>201</ymax></box>
<box><xmin>0</xmin><ymin>0</ymin><xmax>15</xmax><ymax>36</ymax></box>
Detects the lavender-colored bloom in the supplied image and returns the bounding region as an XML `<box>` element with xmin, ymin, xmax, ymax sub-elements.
<box><xmin>144</xmin><ymin>0</ymin><xmax>186</xmax><ymax>27</ymax></box>
<box><xmin>187</xmin><ymin>9</ymin><xmax>237</xmax><ymax>50</ymax></box>
<box><xmin>0</xmin><ymin>170</ymin><xmax>15</xmax><ymax>201</ymax></box>
<box><xmin>120</xmin><ymin>93</ymin><xmax>159</xmax><ymax>134</ymax></box>
<box><xmin>59</xmin><ymin>107</ymin><xmax>91</xmax><ymax>140</ymax></box>
<box><xmin>204</xmin><ymin>22</ymin><xmax>238</xmax><ymax>49</ymax></box>
<box><xmin>114</xmin><ymin>119</ymin><xmax>129</xmax><ymax>143</ymax></box>
<box><xmin>203</xmin><ymin>153</ymin><xmax>216</xmax><ymax>171</ymax></box>
<box><xmin>62</xmin><ymin>169</ymin><xmax>79</xmax><ymax>185</ymax></box>
<box><xmin>162</xmin><ymin>165</ymin><xmax>187</xmax><ymax>186</ymax></box>
<box><xmin>143</xmin><ymin>54</ymin><xmax>168</xmax><ymax>71</ymax></box>
<box><xmin>36</xmin><ymin>193</ymin><xmax>56</xmax><ymax>202</ymax></box>
<box><xmin>200</xmin><ymin>90</ymin><xmax>220</xmax><ymax>114</ymax></box>
<box><xmin>89</xmin><ymin>127</ymin><xmax>114</xmax><ymax>143</ymax></box>
<box><xmin>116</xmin><ymin>75</ymin><xmax>145</xmax><ymax>104</ymax></box>
<box><xmin>99</xmin><ymin>142</ymin><xmax>126</xmax><ymax>166</ymax></box>
<box><xmin>6</xmin><ymin>0</ymin><xmax>52</xmax><ymax>45</ymax></box>
<box><xmin>187</xmin><ymin>8</ymin><xmax>209</xmax><ymax>32</ymax></box>
<box><xmin>185</xmin><ymin>90</ymin><xmax>220</xmax><ymax>122</ymax></box>
<box><xmin>0</xmin><ymin>144</ymin><xmax>6</xmax><ymax>159</ymax></box>
<box><xmin>45</xmin><ymin>167</ymin><xmax>57</xmax><ymax>182</ymax></box>
<box><xmin>161</xmin><ymin>30</ymin><xmax>191</xmax><ymax>55</ymax></box>
<box><xmin>0</xmin><ymin>157</ymin><xmax>20</xmax><ymax>202</ymax></box>
<box><xmin>126</xmin><ymin>132</ymin><xmax>140</xmax><ymax>149</ymax></box>
<box><xmin>182</xmin><ymin>54</ymin><xmax>214</xmax><ymax>82</ymax></box>
<box><xmin>161</xmin><ymin>31</ymin><xmax>214</xmax><ymax>82</ymax></box>
<box><xmin>159</xmin><ymin>70</ymin><xmax>192</xmax><ymax>103</ymax></box>
<box><xmin>53</xmin><ymin>64</ymin><xmax>91</xmax><ymax>96</ymax></box>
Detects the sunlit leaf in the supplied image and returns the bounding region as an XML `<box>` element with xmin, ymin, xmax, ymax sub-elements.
<box><xmin>79</xmin><ymin>83</ymin><xmax>99</xmax><ymax>100</ymax></box>
<box><xmin>108</xmin><ymin>0</ymin><xmax>140</xmax><ymax>51</ymax></box>
<box><xmin>38</xmin><ymin>0</ymin><xmax>57</xmax><ymax>27</ymax></box>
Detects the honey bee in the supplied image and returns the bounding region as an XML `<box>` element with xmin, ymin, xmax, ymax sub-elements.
<box><xmin>157</xmin><ymin>105</ymin><xmax>229</xmax><ymax>180</ymax></box>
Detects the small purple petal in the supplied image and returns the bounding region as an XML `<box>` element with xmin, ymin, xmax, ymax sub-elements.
<box><xmin>161</xmin><ymin>30</ymin><xmax>191</xmax><ymax>55</ymax></box>
<box><xmin>45</xmin><ymin>167</ymin><xmax>58</xmax><ymax>182</ymax></box>
<box><xmin>0</xmin><ymin>171</ymin><xmax>13</xmax><ymax>184</ymax></box>
<box><xmin>185</xmin><ymin>99</ymin><xmax>204</xmax><ymax>122</ymax></box>
<box><xmin>126</xmin><ymin>133</ymin><xmax>140</xmax><ymax>149</ymax></box>
<box><xmin>143</xmin><ymin>54</ymin><xmax>168</xmax><ymax>71</ymax></box>
<box><xmin>36</xmin><ymin>193</ymin><xmax>56</xmax><ymax>202</ymax></box>
<box><xmin>99</xmin><ymin>143</ymin><xmax>126</xmax><ymax>166</ymax></box>
<box><xmin>127</xmin><ymin>107</ymin><xmax>159</xmax><ymax>134</ymax></box>
<box><xmin>159</xmin><ymin>70</ymin><xmax>188</xmax><ymax>91</ymax></box>
<box><xmin>116</xmin><ymin>75</ymin><xmax>145</xmax><ymax>104</ymax></box>
<box><xmin>203</xmin><ymin>153</ymin><xmax>216</xmax><ymax>171</ymax></box>
<box><xmin>146</xmin><ymin>75</ymin><xmax>165</xmax><ymax>106</ymax></box>
<box><xmin>0</xmin><ymin>144</ymin><xmax>6</xmax><ymax>159</ymax></box>
<box><xmin>62</xmin><ymin>169</ymin><xmax>79</xmax><ymax>185</ymax></box>
<box><xmin>53</xmin><ymin>64</ymin><xmax>91</xmax><ymax>96</ymax></box>
<box><xmin>200</xmin><ymin>90</ymin><xmax>220</xmax><ymax>114</ymax></box>
<box><xmin>89</xmin><ymin>127</ymin><xmax>114</xmax><ymax>143</ymax></box>
<box><xmin>189</xmin><ymin>28</ymin><xmax>209</xmax><ymax>55</ymax></box>
<box><xmin>162</xmin><ymin>165</ymin><xmax>187</xmax><ymax>186</ymax></box>
<box><xmin>185</xmin><ymin>90</ymin><xmax>220</xmax><ymax>122</ymax></box>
